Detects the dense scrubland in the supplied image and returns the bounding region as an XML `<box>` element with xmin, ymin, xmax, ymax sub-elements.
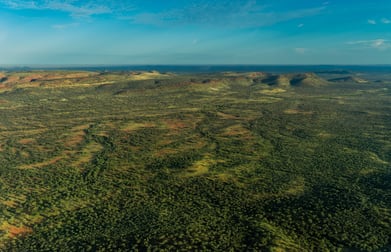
<box><xmin>0</xmin><ymin>70</ymin><xmax>390</xmax><ymax>251</ymax></box>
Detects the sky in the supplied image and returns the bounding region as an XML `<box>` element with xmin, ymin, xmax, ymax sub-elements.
<box><xmin>0</xmin><ymin>0</ymin><xmax>391</xmax><ymax>65</ymax></box>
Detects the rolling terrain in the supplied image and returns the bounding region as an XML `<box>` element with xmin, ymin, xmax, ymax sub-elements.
<box><xmin>0</xmin><ymin>70</ymin><xmax>390</xmax><ymax>251</ymax></box>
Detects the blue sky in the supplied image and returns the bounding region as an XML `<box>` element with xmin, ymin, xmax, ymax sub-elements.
<box><xmin>0</xmin><ymin>0</ymin><xmax>390</xmax><ymax>65</ymax></box>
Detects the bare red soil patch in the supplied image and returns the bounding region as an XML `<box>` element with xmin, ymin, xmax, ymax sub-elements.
<box><xmin>18</xmin><ymin>138</ymin><xmax>35</xmax><ymax>145</ymax></box>
<box><xmin>64</xmin><ymin>125</ymin><xmax>90</xmax><ymax>147</ymax></box>
<box><xmin>216</xmin><ymin>112</ymin><xmax>239</xmax><ymax>120</ymax></box>
<box><xmin>19</xmin><ymin>156</ymin><xmax>64</xmax><ymax>169</ymax></box>
<box><xmin>21</xmin><ymin>74</ymin><xmax>44</xmax><ymax>82</ymax></box>
<box><xmin>221</xmin><ymin>124</ymin><xmax>254</xmax><ymax>140</ymax></box>
<box><xmin>122</xmin><ymin>122</ymin><xmax>156</xmax><ymax>132</ymax></box>
<box><xmin>8</xmin><ymin>225</ymin><xmax>33</xmax><ymax>238</ymax></box>
<box><xmin>3</xmin><ymin>76</ymin><xmax>20</xmax><ymax>84</ymax></box>
<box><xmin>164</xmin><ymin>119</ymin><xmax>188</xmax><ymax>130</ymax></box>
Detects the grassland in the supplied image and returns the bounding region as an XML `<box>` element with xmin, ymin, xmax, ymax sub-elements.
<box><xmin>0</xmin><ymin>70</ymin><xmax>390</xmax><ymax>251</ymax></box>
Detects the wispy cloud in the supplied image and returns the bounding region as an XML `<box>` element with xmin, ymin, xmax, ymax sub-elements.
<box><xmin>382</xmin><ymin>18</ymin><xmax>391</xmax><ymax>24</ymax></box>
<box><xmin>51</xmin><ymin>23</ymin><xmax>80</xmax><ymax>30</ymax></box>
<box><xmin>298</xmin><ymin>23</ymin><xmax>304</xmax><ymax>28</ymax></box>
<box><xmin>368</xmin><ymin>18</ymin><xmax>391</xmax><ymax>25</ymax></box>
<box><xmin>347</xmin><ymin>39</ymin><xmax>391</xmax><ymax>50</ymax></box>
<box><xmin>131</xmin><ymin>1</ymin><xmax>326</xmax><ymax>28</ymax></box>
<box><xmin>0</xmin><ymin>0</ymin><xmax>326</xmax><ymax>28</ymax></box>
<box><xmin>0</xmin><ymin>0</ymin><xmax>135</xmax><ymax>17</ymax></box>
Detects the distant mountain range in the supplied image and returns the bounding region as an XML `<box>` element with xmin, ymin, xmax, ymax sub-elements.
<box><xmin>0</xmin><ymin>70</ymin><xmax>380</xmax><ymax>94</ymax></box>
<box><xmin>1</xmin><ymin>65</ymin><xmax>391</xmax><ymax>73</ymax></box>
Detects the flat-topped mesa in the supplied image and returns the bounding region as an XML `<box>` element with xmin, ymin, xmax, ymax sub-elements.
<box><xmin>128</xmin><ymin>71</ymin><xmax>173</xmax><ymax>80</ymax></box>
<box><xmin>328</xmin><ymin>76</ymin><xmax>369</xmax><ymax>83</ymax></box>
<box><xmin>247</xmin><ymin>72</ymin><xmax>269</xmax><ymax>78</ymax></box>
<box><xmin>0</xmin><ymin>71</ymin><xmax>175</xmax><ymax>90</ymax></box>
<box><xmin>259</xmin><ymin>72</ymin><xmax>328</xmax><ymax>87</ymax></box>
<box><xmin>289</xmin><ymin>72</ymin><xmax>329</xmax><ymax>87</ymax></box>
<box><xmin>0</xmin><ymin>71</ymin><xmax>98</xmax><ymax>84</ymax></box>
<box><xmin>0</xmin><ymin>70</ymin><xmax>345</xmax><ymax>92</ymax></box>
<box><xmin>262</xmin><ymin>74</ymin><xmax>292</xmax><ymax>87</ymax></box>
<box><xmin>222</xmin><ymin>71</ymin><xmax>268</xmax><ymax>78</ymax></box>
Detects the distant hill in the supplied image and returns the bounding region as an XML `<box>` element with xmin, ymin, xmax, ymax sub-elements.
<box><xmin>0</xmin><ymin>71</ymin><xmax>334</xmax><ymax>94</ymax></box>
<box><xmin>315</xmin><ymin>70</ymin><xmax>352</xmax><ymax>74</ymax></box>
<box><xmin>328</xmin><ymin>76</ymin><xmax>369</xmax><ymax>83</ymax></box>
<box><xmin>289</xmin><ymin>73</ymin><xmax>328</xmax><ymax>87</ymax></box>
<box><xmin>258</xmin><ymin>72</ymin><xmax>328</xmax><ymax>87</ymax></box>
<box><xmin>260</xmin><ymin>74</ymin><xmax>291</xmax><ymax>87</ymax></box>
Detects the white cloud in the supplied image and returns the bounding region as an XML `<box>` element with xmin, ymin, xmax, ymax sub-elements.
<box><xmin>51</xmin><ymin>23</ymin><xmax>80</xmax><ymax>30</ymax></box>
<box><xmin>0</xmin><ymin>0</ymin><xmax>135</xmax><ymax>17</ymax></box>
<box><xmin>367</xmin><ymin>18</ymin><xmax>391</xmax><ymax>25</ymax></box>
<box><xmin>0</xmin><ymin>0</ymin><xmax>327</xmax><ymax>28</ymax></box>
<box><xmin>47</xmin><ymin>2</ymin><xmax>111</xmax><ymax>17</ymax></box>
<box><xmin>382</xmin><ymin>18</ymin><xmax>391</xmax><ymax>24</ymax></box>
<box><xmin>131</xmin><ymin>1</ymin><xmax>326</xmax><ymax>28</ymax></box>
<box><xmin>347</xmin><ymin>39</ymin><xmax>391</xmax><ymax>50</ymax></box>
<box><xmin>372</xmin><ymin>39</ymin><xmax>387</xmax><ymax>48</ymax></box>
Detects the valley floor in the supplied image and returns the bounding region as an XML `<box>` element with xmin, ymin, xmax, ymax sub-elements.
<box><xmin>0</xmin><ymin>70</ymin><xmax>390</xmax><ymax>251</ymax></box>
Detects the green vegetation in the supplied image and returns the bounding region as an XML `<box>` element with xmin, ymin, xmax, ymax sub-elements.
<box><xmin>0</xmin><ymin>71</ymin><xmax>390</xmax><ymax>251</ymax></box>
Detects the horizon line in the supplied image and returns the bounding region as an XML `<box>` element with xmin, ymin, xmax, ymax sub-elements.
<box><xmin>1</xmin><ymin>63</ymin><xmax>391</xmax><ymax>68</ymax></box>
